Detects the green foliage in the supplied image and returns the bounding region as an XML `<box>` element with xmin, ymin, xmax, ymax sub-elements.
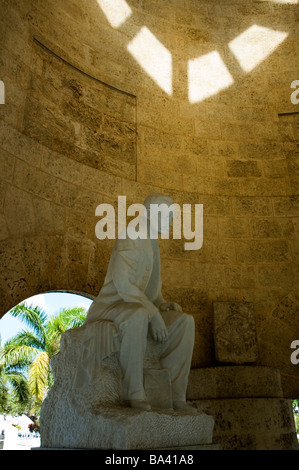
<box><xmin>292</xmin><ymin>400</ymin><xmax>299</xmax><ymax>440</ymax></box>
<box><xmin>1</xmin><ymin>303</ymin><xmax>86</xmax><ymax>416</ymax></box>
<box><xmin>0</xmin><ymin>338</ymin><xmax>30</xmax><ymax>415</ymax></box>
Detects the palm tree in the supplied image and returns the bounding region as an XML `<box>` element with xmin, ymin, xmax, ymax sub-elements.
<box><xmin>3</xmin><ymin>303</ymin><xmax>86</xmax><ymax>409</ymax></box>
<box><xmin>0</xmin><ymin>336</ymin><xmax>30</xmax><ymax>415</ymax></box>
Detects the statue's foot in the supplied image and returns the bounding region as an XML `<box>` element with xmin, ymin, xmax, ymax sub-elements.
<box><xmin>129</xmin><ymin>399</ymin><xmax>151</xmax><ymax>411</ymax></box>
<box><xmin>173</xmin><ymin>401</ymin><xmax>198</xmax><ymax>414</ymax></box>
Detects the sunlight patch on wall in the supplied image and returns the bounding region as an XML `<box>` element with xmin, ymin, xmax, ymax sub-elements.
<box><xmin>97</xmin><ymin>0</ymin><xmax>132</xmax><ymax>29</ymax></box>
<box><xmin>96</xmin><ymin>4</ymin><xmax>289</xmax><ymax>103</ymax></box>
<box><xmin>267</xmin><ymin>0</ymin><xmax>298</xmax><ymax>3</ymax></box>
<box><xmin>188</xmin><ymin>51</ymin><xmax>234</xmax><ymax>103</ymax></box>
<box><xmin>127</xmin><ymin>26</ymin><xmax>173</xmax><ymax>95</ymax></box>
<box><xmin>228</xmin><ymin>25</ymin><xmax>288</xmax><ymax>73</ymax></box>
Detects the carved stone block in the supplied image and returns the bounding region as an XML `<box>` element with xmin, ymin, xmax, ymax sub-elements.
<box><xmin>144</xmin><ymin>368</ymin><xmax>173</xmax><ymax>410</ymax></box>
<box><xmin>213</xmin><ymin>302</ymin><xmax>258</xmax><ymax>364</ymax></box>
<box><xmin>39</xmin><ymin>327</ymin><xmax>215</xmax><ymax>449</ymax></box>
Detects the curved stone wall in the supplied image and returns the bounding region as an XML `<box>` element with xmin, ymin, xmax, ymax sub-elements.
<box><xmin>0</xmin><ymin>0</ymin><xmax>298</xmax><ymax>396</ymax></box>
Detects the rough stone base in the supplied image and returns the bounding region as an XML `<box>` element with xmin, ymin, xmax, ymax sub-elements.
<box><xmin>40</xmin><ymin>404</ymin><xmax>214</xmax><ymax>450</ymax></box>
<box><xmin>39</xmin><ymin>326</ymin><xmax>215</xmax><ymax>450</ymax></box>
<box><xmin>193</xmin><ymin>398</ymin><xmax>298</xmax><ymax>450</ymax></box>
<box><xmin>185</xmin><ymin>366</ymin><xmax>298</xmax><ymax>450</ymax></box>
<box><xmin>187</xmin><ymin>366</ymin><xmax>283</xmax><ymax>400</ymax></box>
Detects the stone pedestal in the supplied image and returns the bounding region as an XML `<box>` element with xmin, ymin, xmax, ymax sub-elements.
<box><xmin>39</xmin><ymin>325</ymin><xmax>215</xmax><ymax>450</ymax></box>
<box><xmin>40</xmin><ymin>403</ymin><xmax>214</xmax><ymax>450</ymax></box>
<box><xmin>144</xmin><ymin>369</ymin><xmax>173</xmax><ymax>410</ymax></box>
<box><xmin>193</xmin><ymin>398</ymin><xmax>298</xmax><ymax>450</ymax></box>
<box><xmin>208</xmin><ymin>302</ymin><xmax>298</xmax><ymax>449</ymax></box>
<box><xmin>187</xmin><ymin>365</ymin><xmax>283</xmax><ymax>399</ymax></box>
<box><xmin>187</xmin><ymin>366</ymin><xmax>298</xmax><ymax>450</ymax></box>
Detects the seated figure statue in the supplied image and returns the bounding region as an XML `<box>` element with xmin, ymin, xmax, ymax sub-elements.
<box><xmin>82</xmin><ymin>194</ymin><xmax>196</xmax><ymax>412</ymax></box>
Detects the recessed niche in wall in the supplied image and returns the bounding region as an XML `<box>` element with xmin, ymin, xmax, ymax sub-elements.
<box><xmin>23</xmin><ymin>39</ymin><xmax>137</xmax><ymax>180</ymax></box>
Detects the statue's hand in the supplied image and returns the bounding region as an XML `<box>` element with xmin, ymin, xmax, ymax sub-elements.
<box><xmin>150</xmin><ymin>311</ymin><xmax>168</xmax><ymax>343</ymax></box>
<box><xmin>159</xmin><ymin>302</ymin><xmax>183</xmax><ymax>313</ymax></box>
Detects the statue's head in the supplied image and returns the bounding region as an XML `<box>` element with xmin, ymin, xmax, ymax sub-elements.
<box><xmin>143</xmin><ymin>193</ymin><xmax>174</xmax><ymax>235</ymax></box>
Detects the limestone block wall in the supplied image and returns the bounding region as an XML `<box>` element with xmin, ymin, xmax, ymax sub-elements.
<box><xmin>0</xmin><ymin>0</ymin><xmax>298</xmax><ymax>397</ymax></box>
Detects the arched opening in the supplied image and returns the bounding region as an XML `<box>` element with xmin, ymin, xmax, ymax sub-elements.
<box><xmin>0</xmin><ymin>291</ymin><xmax>93</xmax><ymax>344</ymax></box>
<box><xmin>0</xmin><ymin>291</ymin><xmax>93</xmax><ymax>450</ymax></box>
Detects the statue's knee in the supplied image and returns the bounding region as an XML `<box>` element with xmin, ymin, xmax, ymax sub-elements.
<box><xmin>126</xmin><ymin>307</ymin><xmax>148</xmax><ymax>327</ymax></box>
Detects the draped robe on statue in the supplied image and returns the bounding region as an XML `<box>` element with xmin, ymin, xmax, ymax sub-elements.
<box><xmin>74</xmin><ymin>234</ymin><xmax>195</xmax><ymax>403</ymax></box>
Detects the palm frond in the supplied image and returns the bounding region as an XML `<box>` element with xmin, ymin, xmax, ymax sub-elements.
<box><xmin>68</xmin><ymin>307</ymin><xmax>87</xmax><ymax>329</ymax></box>
<box><xmin>3</xmin><ymin>338</ymin><xmax>38</xmax><ymax>369</ymax></box>
<box><xmin>0</xmin><ymin>382</ymin><xmax>8</xmax><ymax>412</ymax></box>
<box><xmin>6</xmin><ymin>371</ymin><xmax>30</xmax><ymax>403</ymax></box>
<box><xmin>29</xmin><ymin>351</ymin><xmax>50</xmax><ymax>402</ymax></box>
<box><xmin>5</xmin><ymin>330</ymin><xmax>44</xmax><ymax>350</ymax></box>
<box><xmin>47</xmin><ymin>306</ymin><xmax>86</xmax><ymax>333</ymax></box>
<box><xmin>2</xmin><ymin>304</ymin><xmax>87</xmax><ymax>407</ymax></box>
<box><xmin>10</xmin><ymin>303</ymin><xmax>48</xmax><ymax>347</ymax></box>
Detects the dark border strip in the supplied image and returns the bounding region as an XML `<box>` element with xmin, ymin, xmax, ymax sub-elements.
<box><xmin>278</xmin><ymin>111</ymin><xmax>299</xmax><ymax>116</ymax></box>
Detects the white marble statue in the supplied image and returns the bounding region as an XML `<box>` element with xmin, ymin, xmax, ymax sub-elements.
<box><xmin>82</xmin><ymin>194</ymin><xmax>196</xmax><ymax>412</ymax></box>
